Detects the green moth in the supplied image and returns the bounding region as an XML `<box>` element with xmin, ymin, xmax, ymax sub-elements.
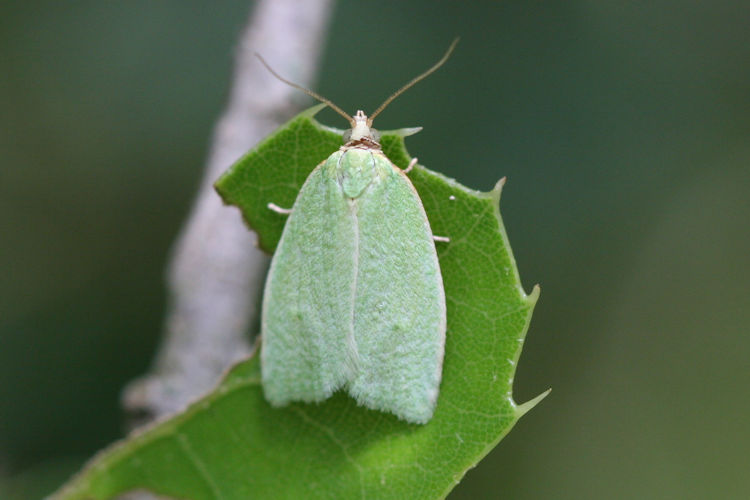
<box><xmin>257</xmin><ymin>40</ymin><xmax>457</xmax><ymax>424</ymax></box>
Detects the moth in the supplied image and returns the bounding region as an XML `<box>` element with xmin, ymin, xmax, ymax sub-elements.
<box><xmin>258</xmin><ymin>40</ymin><xmax>457</xmax><ymax>424</ymax></box>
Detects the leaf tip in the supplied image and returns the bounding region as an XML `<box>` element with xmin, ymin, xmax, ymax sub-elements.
<box><xmin>387</xmin><ymin>126</ymin><xmax>423</xmax><ymax>138</ymax></box>
<box><xmin>489</xmin><ymin>176</ymin><xmax>507</xmax><ymax>204</ymax></box>
<box><xmin>303</xmin><ymin>102</ymin><xmax>328</xmax><ymax>117</ymax></box>
<box><xmin>528</xmin><ymin>283</ymin><xmax>541</xmax><ymax>303</ymax></box>
<box><xmin>516</xmin><ymin>388</ymin><xmax>551</xmax><ymax>418</ymax></box>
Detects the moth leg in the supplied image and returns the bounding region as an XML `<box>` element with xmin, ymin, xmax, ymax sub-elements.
<box><xmin>404</xmin><ymin>157</ymin><xmax>418</xmax><ymax>173</ymax></box>
<box><xmin>433</xmin><ymin>235</ymin><xmax>450</xmax><ymax>243</ymax></box>
<box><xmin>268</xmin><ymin>202</ymin><xmax>292</xmax><ymax>215</ymax></box>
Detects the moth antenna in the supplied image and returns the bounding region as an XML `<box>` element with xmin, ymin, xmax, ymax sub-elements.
<box><xmin>368</xmin><ymin>37</ymin><xmax>459</xmax><ymax>125</ymax></box>
<box><xmin>255</xmin><ymin>53</ymin><xmax>354</xmax><ymax>125</ymax></box>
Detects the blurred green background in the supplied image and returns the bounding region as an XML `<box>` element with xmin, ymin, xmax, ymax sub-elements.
<box><xmin>2</xmin><ymin>1</ymin><xmax>749</xmax><ymax>498</ymax></box>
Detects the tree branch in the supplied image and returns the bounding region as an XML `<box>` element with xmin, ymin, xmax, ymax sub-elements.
<box><xmin>123</xmin><ymin>0</ymin><xmax>335</xmax><ymax>424</ymax></box>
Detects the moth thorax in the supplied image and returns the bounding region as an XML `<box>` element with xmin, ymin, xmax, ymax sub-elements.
<box><xmin>343</xmin><ymin>110</ymin><xmax>380</xmax><ymax>143</ymax></box>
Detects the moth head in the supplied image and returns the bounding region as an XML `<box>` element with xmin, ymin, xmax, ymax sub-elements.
<box><xmin>343</xmin><ymin>111</ymin><xmax>380</xmax><ymax>143</ymax></box>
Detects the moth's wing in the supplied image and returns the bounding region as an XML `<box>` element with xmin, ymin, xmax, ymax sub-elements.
<box><xmin>261</xmin><ymin>154</ymin><xmax>358</xmax><ymax>405</ymax></box>
<box><xmin>347</xmin><ymin>155</ymin><xmax>446</xmax><ymax>424</ymax></box>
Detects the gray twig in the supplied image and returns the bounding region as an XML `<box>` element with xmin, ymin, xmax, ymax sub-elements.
<box><xmin>122</xmin><ymin>0</ymin><xmax>335</xmax><ymax>424</ymax></box>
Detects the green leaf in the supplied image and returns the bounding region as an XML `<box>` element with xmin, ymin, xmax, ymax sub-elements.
<box><xmin>52</xmin><ymin>104</ymin><xmax>545</xmax><ymax>500</ymax></box>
